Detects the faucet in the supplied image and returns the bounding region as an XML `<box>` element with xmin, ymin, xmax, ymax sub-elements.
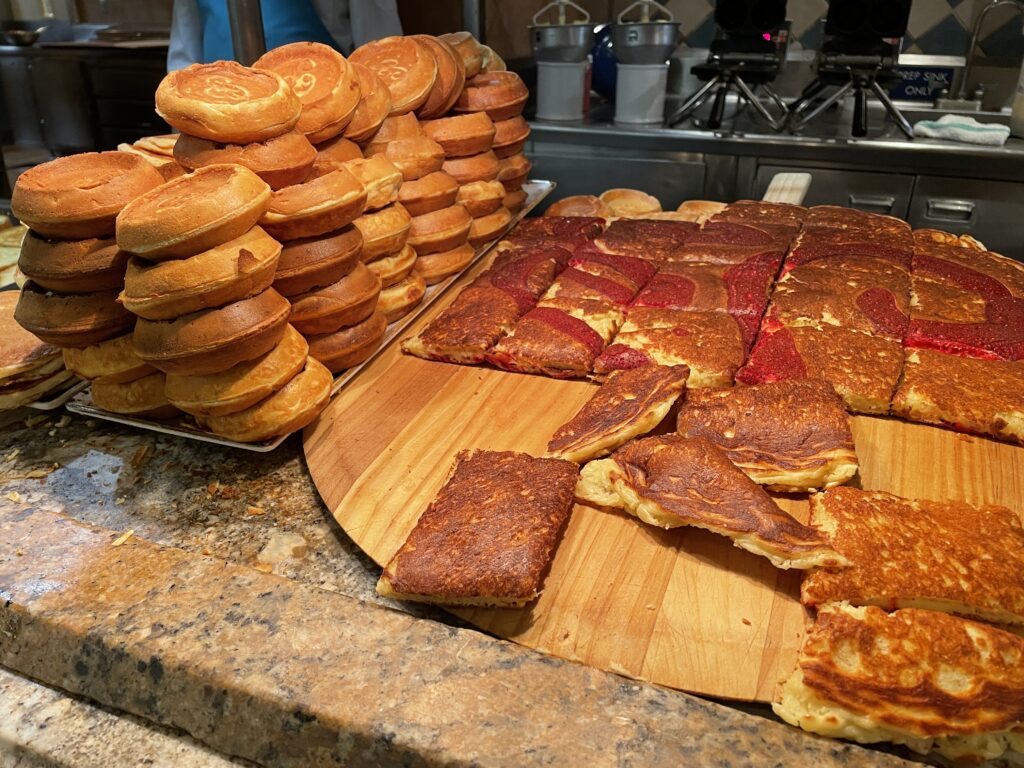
<box><xmin>957</xmin><ymin>0</ymin><xmax>1024</xmax><ymax>100</ymax></box>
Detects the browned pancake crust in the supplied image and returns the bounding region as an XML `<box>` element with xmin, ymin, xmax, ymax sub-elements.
<box><xmin>802</xmin><ymin>487</ymin><xmax>1024</xmax><ymax>625</ymax></box>
<box><xmin>595</xmin><ymin>308</ymin><xmax>746</xmax><ymax>385</ymax></box>
<box><xmin>487</xmin><ymin>314</ymin><xmax>595</xmax><ymax>378</ymax></box>
<box><xmin>891</xmin><ymin>348</ymin><xmax>1024</xmax><ymax>445</ymax></box>
<box><xmin>910</xmin><ymin>273</ymin><xmax>987</xmax><ymax>323</ymax></box>
<box><xmin>402</xmin><ymin>284</ymin><xmax>520</xmax><ymax>363</ymax></box>
<box><xmin>677</xmin><ymin>379</ymin><xmax>855</xmax><ymax>480</ymax></box>
<box><xmin>665</xmin><ymin>244</ymin><xmax>784</xmax><ymax>266</ymax></box>
<box><xmin>381</xmin><ymin>449</ymin><xmax>579</xmax><ymax>602</ymax></box>
<box><xmin>637</xmin><ymin>261</ymin><xmax>729</xmax><ymax>310</ymax></box>
<box><xmin>548</xmin><ymin>365</ymin><xmax>690</xmax><ymax>458</ymax></box>
<box><xmin>790</xmin><ymin>324</ymin><xmax>903</xmax><ymax>414</ymax></box>
<box><xmin>796</xmin><ymin>604</ymin><xmax>1024</xmax><ymax>737</ymax></box>
<box><xmin>710</xmin><ymin>200</ymin><xmax>806</xmax><ymax>229</ymax></box>
<box><xmin>916</xmin><ymin>242</ymin><xmax>1024</xmax><ymax>298</ymax></box>
<box><xmin>771</xmin><ymin>262</ymin><xmax>910</xmax><ymax>337</ymax></box>
<box><xmin>592</xmin><ymin>219</ymin><xmax>696</xmax><ymax>261</ymax></box>
<box><xmin>608</xmin><ymin>435</ymin><xmax>839</xmax><ymax>559</ymax></box>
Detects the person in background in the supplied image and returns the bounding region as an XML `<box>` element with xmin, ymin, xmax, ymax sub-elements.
<box><xmin>168</xmin><ymin>0</ymin><xmax>402</xmax><ymax>71</ymax></box>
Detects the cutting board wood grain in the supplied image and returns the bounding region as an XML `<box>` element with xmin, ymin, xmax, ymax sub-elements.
<box><xmin>304</xmin><ymin>259</ymin><xmax>1024</xmax><ymax>703</ymax></box>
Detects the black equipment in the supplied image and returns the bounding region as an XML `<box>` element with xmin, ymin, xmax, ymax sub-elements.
<box><xmin>789</xmin><ymin>0</ymin><xmax>915</xmax><ymax>138</ymax></box>
<box><xmin>668</xmin><ymin>0</ymin><xmax>790</xmax><ymax>131</ymax></box>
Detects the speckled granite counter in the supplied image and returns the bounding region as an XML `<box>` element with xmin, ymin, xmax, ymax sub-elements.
<box><xmin>0</xmin><ymin>410</ymin><xmax>915</xmax><ymax>767</ymax></box>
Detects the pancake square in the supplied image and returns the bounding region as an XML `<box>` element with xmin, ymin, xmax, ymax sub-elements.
<box><xmin>914</xmin><ymin>242</ymin><xmax>1024</xmax><ymax>301</ymax></box>
<box><xmin>593</xmin><ymin>308</ymin><xmax>747</xmax><ymax>387</ymax></box>
<box><xmin>769</xmin><ymin>261</ymin><xmax>910</xmax><ymax>340</ymax></box>
<box><xmin>575</xmin><ymin>434</ymin><xmax>846</xmax><ymax>570</ymax></box>
<box><xmin>547</xmin><ymin>364</ymin><xmax>690</xmax><ymax>463</ymax></box>
<box><xmin>891</xmin><ymin>348</ymin><xmax>1024</xmax><ymax>445</ymax></box>
<box><xmin>737</xmin><ymin>322</ymin><xmax>903</xmax><ymax>415</ymax></box>
<box><xmin>774</xmin><ymin>603</ymin><xmax>1024</xmax><ymax>764</ymax></box>
<box><xmin>632</xmin><ymin>255</ymin><xmax>779</xmax><ymax>348</ymax></box>
<box><xmin>402</xmin><ymin>284</ymin><xmax>523</xmax><ymax>365</ymax></box>
<box><xmin>802</xmin><ymin>487</ymin><xmax>1024</xmax><ymax>626</ymax></box>
<box><xmin>377</xmin><ymin>450</ymin><xmax>579</xmax><ymax>607</ymax></box>
<box><xmin>485</xmin><ymin>298</ymin><xmax>622</xmax><ymax>379</ymax></box>
<box><xmin>542</xmin><ymin>250</ymin><xmax>655</xmax><ymax>307</ymax></box>
<box><xmin>498</xmin><ymin>215</ymin><xmax>604</xmax><ymax>253</ymax></box>
<box><xmin>676</xmin><ymin>379</ymin><xmax>858</xmax><ymax>492</ymax></box>
<box><xmin>709</xmin><ymin>200</ymin><xmax>806</xmax><ymax>231</ymax></box>
<box><xmin>590</xmin><ymin>218</ymin><xmax>698</xmax><ymax>262</ymax></box>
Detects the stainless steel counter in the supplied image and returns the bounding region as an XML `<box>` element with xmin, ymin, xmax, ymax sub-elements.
<box><xmin>527</xmin><ymin>103</ymin><xmax>1024</xmax><ymax>257</ymax></box>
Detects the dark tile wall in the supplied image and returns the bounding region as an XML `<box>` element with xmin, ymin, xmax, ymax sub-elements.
<box><xmin>667</xmin><ymin>0</ymin><xmax>1023</xmax><ymax>59</ymax></box>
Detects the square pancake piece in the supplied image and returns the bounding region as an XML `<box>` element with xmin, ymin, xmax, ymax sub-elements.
<box><xmin>594</xmin><ymin>307</ymin><xmax>746</xmax><ymax>387</ymax></box>
<box><xmin>913</xmin><ymin>242</ymin><xmax>1024</xmax><ymax>300</ymax></box>
<box><xmin>590</xmin><ymin>218</ymin><xmax>697</xmax><ymax>261</ymax></box>
<box><xmin>709</xmin><ymin>200</ymin><xmax>806</xmax><ymax>231</ymax></box>
<box><xmin>773</xmin><ymin>603</ymin><xmax>1024</xmax><ymax>764</ymax></box>
<box><xmin>676</xmin><ymin>379</ymin><xmax>858</xmax><ymax>492</ymax></box>
<box><xmin>498</xmin><ymin>216</ymin><xmax>604</xmax><ymax>253</ymax></box>
<box><xmin>769</xmin><ymin>260</ymin><xmax>910</xmax><ymax>340</ymax></box>
<box><xmin>575</xmin><ymin>434</ymin><xmax>846</xmax><ymax>570</ymax></box>
<box><xmin>802</xmin><ymin>486</ymin><xmax>1024</xmax><ymax>626</ymax></box>
<box><xmin>377</xmin><ymin>450</ymin><xmax>579</xmax><ymax>607</ymax></box>
<box><xmin>486</xmin><ymin>299</ymin><xmax>622</xmax><ymax>379</ymax></box>
<box><xmin>891</xmin><ymin>347</ymin><xmax>1024</xmax><ymax>445</ymax></box>
<box><xmin>737</xmin><ymin>322</ymin><xmax>903</xmax><ymax>415</ymax></box>
<box><xmin>547</xmin><ymin>364</ymin><xmax>690</xmax><ymax>463</ymax></box>
<box><xmin>542</xmin><ymin>251</ymin><xmax>655</xmax><ymax>306</ymax></box>
<box><xmin>402</xmin><ymin>284</ymin><xmax>523</xmax><ymax>365</ymax></box>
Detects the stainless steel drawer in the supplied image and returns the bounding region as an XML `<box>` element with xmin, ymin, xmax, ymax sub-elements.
<box><xmin>528</xmin><ymin>140</ymin><xmax>706</xmax><ymax>211</ymax></box>
<box><xmin>754</xmin><ymin>164</ymin><xmax>914</xmax><ymax>217</ymax></box>
<box><xmin>908</xmin><ymin>175</ymin><xmax>1024</xmax><ymax>260</ymax></box>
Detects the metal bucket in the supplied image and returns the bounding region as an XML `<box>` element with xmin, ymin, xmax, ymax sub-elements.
<box><xmin>531</xmin><ymin>23</ymin><xmax>595</xmax><ymax>63</ymax></box>
<box><xmin>612</xmin><ymin>21</ymin><xmax>680</xmax><ymax>65</ymax></box>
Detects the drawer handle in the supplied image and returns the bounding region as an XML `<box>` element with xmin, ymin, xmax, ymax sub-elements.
<box><xmin>849</xmin><ymin>194</ymin><xmax>895</xmax><ymax>214</ymax></box>
<box><xmin>926</xmin><ymin>199</ymin><xmax>975</xmax><ymax>222</ymax></box>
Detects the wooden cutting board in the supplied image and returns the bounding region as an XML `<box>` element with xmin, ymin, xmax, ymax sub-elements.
<box><xmin>304</xmin><ymin>260</ymin><xmax>1024</xmax><ymax>703</ymax></box>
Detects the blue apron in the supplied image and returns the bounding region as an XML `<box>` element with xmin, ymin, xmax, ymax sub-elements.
<box><xmin>197</xmin><ymin>0</ymin><xmax>338</xmax><ymax>62</ymax></box>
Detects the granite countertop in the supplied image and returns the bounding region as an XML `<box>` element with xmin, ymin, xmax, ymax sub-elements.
<box><xmin>0</xmin><ymin>409</ymin><xmax>917</xmax><ymax>767</ymax></box>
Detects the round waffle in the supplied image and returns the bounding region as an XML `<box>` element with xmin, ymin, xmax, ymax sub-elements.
<box><xmin>350</xmin><ymin>36</ymin><xmax>437</xmax><ymax>116</ymax></box>
<box><xmin>173</xmin><ymin>130</ymin><xmax>316</xmax><ymax>190</ymax></box>
<box><xmin>116</xmin><ymin>164</ymin><xmax>271</xmax><ymax>260</ymax></box>
<box><xmin>343</xmin><ymin>62</ymin><xmax>392</xmax><ymax>144</ymax></box>
<box><xmin>254</xmin><ymin>42</ymin><xmax>360</xmax><ymax>144</ymax></box>
<box><xmin>155</xmin><ymin>60</ymin><xmax>300</xmax><ymax>143</ymax></box>
<box><xmin>12</xmin><ymin>152</ymin><xmax>163</xmax><ymax>239</ymax></box>
<box><xmin>413</xmin><ymin>35</ymin><xmax>466</xmax><ymax>119</ymax></box>
<box><xmin>165</xmin><ymin>323</ymin><xmax>308</xmax><ymax>418</ymax></box>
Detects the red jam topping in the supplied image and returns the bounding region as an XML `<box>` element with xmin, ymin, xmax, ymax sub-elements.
<box><xmin>855</xmin><ymin>287</ymin><xmax>909</xmax><ymax>338</ymax></box>
<box><xmin>496</xmin><ymin>285</ymin><xmax>538</xmax><ymax>316</ymax></box>
<box><xmin>906</xmin><ymin>320</ymin><xmax>1024</xmax><ymax>361</ymax></box>
<box><xmin>559</xmin><ymin>268</ymin><xmax>635</xmax><ymax>305</ymax></box>
<box><xmin>569</xmin><ymin>251</ymin><xmax>657</xmax><ymax>288</ymax></box>
<box><xmin>736</xmin><ymin>327</ymin><xmax>806</xmax><ymax>384</ymax></box>
<box><xmin>987</xmin><ymin>295</ymin><xmax>1024</xmax><ymax>326</ymax></box>
<box><xmin>528</xmin><ymin>307</ymin><xmax>606</xmax><ymax>357</ymax></box>
<box><xmin>732</xmin><ymin>311</ymin><xmax>761</xmax><ymax>351</ymax></box>
<box><xmin>914</xmin><ymin>253</ymin><xmax>1009</xmax><ymax>299</ymax></box>
<box><xmin>633</xmin><ymin>273</ymin><xmax>696</xmax><ymax>309</ymax></box>
<box><xmin>724</xmin><ymin>252</ymin><xmax>779</xmax><ymax>316</ymax></box>
<box><xmin>594</xmin><ymin>344</ymin><xmax>651</xmax><ymax>371</ymax></box>
<box><xmin>691</xmin><ymin>221</ymin><xmax>776</xmax><ymax>247</ymax></box>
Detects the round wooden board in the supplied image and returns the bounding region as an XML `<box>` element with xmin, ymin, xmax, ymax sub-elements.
<box><xmin>303</xmin><ymin>277</ymin><xmax>1024</xmax><ymax>703</ymax></box>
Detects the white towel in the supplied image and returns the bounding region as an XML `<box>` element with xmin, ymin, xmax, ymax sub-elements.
<box><xmin>913</xmin><ymin>114</ymin><xmax>1010</xmax><ymax>146</ymax></box>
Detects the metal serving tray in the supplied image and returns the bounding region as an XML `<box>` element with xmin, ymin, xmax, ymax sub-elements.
<box><xmin>65</xmin><ymin>180</ymin><xmax>556</xmax><ymax>452</ymax></box>
<box><xmin>27</xmin><ymin>378</ymin><xmax>88</xmax><ymax>411</ymax></box>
